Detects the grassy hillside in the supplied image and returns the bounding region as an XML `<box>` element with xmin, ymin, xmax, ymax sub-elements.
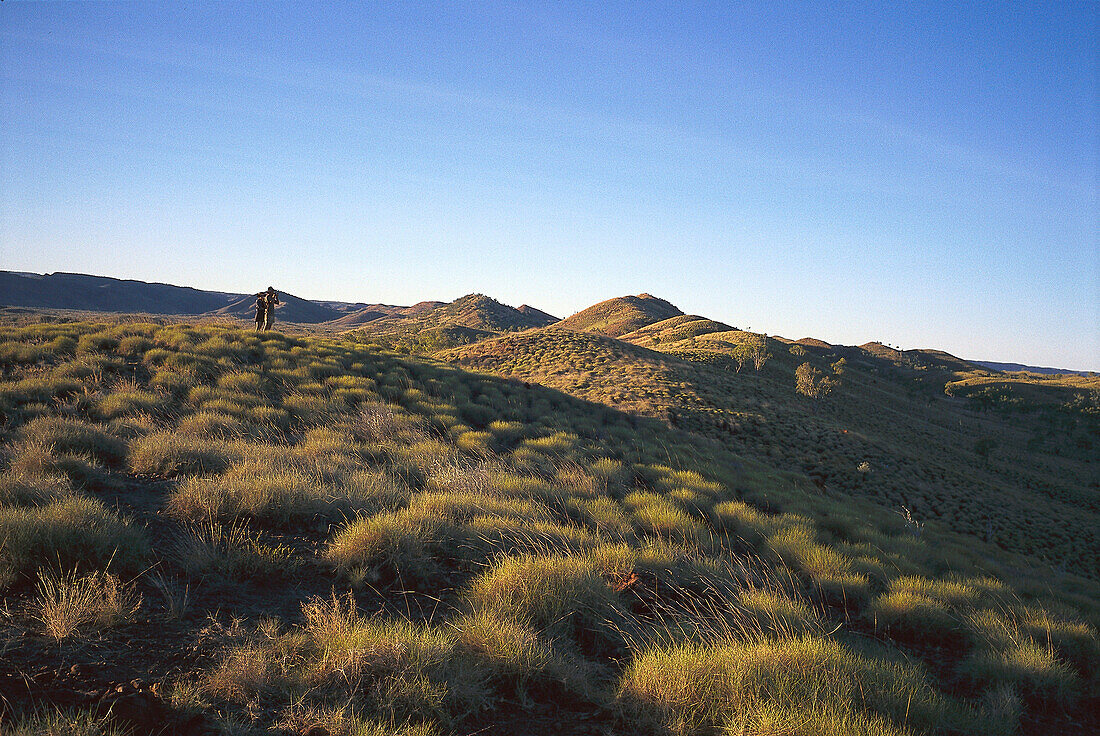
<box><xmin>1</xmin><ymin>317</ymin><xmax>1096</xmax><ymax>735</ymax></box>
<box><xmin>445</xmin><ymin>322</ymin><xmax>1100</xmax><ymax>583</ymax></box>
<box><xmin>556</xmin><ymin>294</ymin><xmax>683</xmax><ymax>337</ymax></box>
<box><xmin>346</xmin><ymin>294</ymin><xmax>557</xmax><ymax>353</ymax></box>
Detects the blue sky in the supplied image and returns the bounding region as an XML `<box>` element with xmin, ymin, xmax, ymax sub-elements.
<box><xmin>1</xmin><ymin>2</ymin><xmax>1097</xmax><ymax>370</ymax></box>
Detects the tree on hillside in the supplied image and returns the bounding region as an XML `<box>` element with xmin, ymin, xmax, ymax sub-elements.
<box><xmin>750</xmin><ymin>335</ymin><xmax>770</xmax><ymax>370</ymax></box>
<box><xmin>795</xmin><ymin>362</ymin><xmax>837</xmax><ymax>399</ymax></box>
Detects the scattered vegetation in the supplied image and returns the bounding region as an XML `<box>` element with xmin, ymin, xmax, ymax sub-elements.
<box><xmin>0</xmin><ymin>315</ymin><xmax>1095</xmax><ymax>735</ymax></box>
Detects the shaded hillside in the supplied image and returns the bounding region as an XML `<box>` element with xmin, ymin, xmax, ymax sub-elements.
<box><xmin>211</xmin><ymin>292</ymin><xmax>344</xmax><ymax>324</ymax></box>
<box><xmin>326</xmin><ymin>309</ymin><xmax>391</xmax><ymax>327</ymax></box>
<box><xmin>0</xmin><ymin>271</ymin><xmax>241</xmax><ymax>314</ymax></box>
<box><xmin>516</xmin><ymin>304</ymin><xmax>559</xmax><ymax>324</ymax></box>
<box><xmin>557</xmin><ymin>293</ymin><xmax>683</xmax><ymax>337</ymax></box>
<box><xmin>445</xmin><ymin>317</ymin><xmax>1100</xmax><ymax>581</ymax></box>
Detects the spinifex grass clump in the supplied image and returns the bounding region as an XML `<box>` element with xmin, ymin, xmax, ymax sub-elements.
<box><xmin>201</xmin><ymin>593</ymin><xmax>592</xmax><ymax>732</ymax></box>
<box><xmin>35</xmin><ymin>568</ymin><xmax>141</xmax><ymax>639</ymax></box>
<box><xmin>0</xmin><ymin>495</ymin><xmax>148</xmax><ymax>587</ymax></box>
<box><xmin>19</xmin><ymin>416</ymin><xmax>127</xmax><ymax>467</ymax></box>
<box><xmin>619</xmin><ymin>634</ymin><xmax>991</xmax><ymax>736</ymax></box>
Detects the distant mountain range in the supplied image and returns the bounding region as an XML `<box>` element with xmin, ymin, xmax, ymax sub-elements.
<box><xmin>1</xmin><ymin>270</ymin><xmax>1090</xmax><ymax>375</ymax></box>
<box><xmin>970</xmin><ymin>361</ymin><xmax>1095</xmax><ymax>377</ymax></box>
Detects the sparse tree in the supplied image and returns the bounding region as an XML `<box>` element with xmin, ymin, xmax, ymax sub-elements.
<box><xmin>750</xmin><ymin>334</ymin><xmax>770</xmax><ymax>370</ymax></box>
<box><xmin>795</xmin><ymin>362</ymin><xmax>836</xmax><ymax>399</ymax></box>
<box><xmin>831</xmin><ymin>357</ymin><xmax>847</xmax><ymax>375</ymax></box>
<box><xmin>732</xmin><ymin>344</ymin><xmax>750</xmax><ymax>372</ymax></box>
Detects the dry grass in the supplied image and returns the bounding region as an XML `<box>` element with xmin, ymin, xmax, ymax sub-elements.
<box><xmin>35</xmin><ymin>568</ymin><xmax>141</xmax><ymax>639</ymax></box>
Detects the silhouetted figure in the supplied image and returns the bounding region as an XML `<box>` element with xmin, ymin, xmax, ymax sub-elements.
<box><xmin>262</xmin><ymin>287</ymin><xmax>280</xmax><ymax>331</ymax></box>
<box><xmin>254</xmin><ymin>294</ymin><xmax>267</xmax><ymax>331</ymax></box>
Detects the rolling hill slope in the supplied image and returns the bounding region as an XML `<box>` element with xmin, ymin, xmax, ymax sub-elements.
<box><xmin>444</xmin><ymin>307</ymin><xmax>1100</xmax><ymax>582</ymax></box>
<box><xmin>0</xmin><ymin>316</ymin><xmax>1096</xmax><ymax>736</ymax></box>
<box><xmin>346</xmin><ymin>293</ymin><xmax>558</xmax><ymax>351</ymax></box>
<box><xmin>210</xmin><ymin>292</ymin><xmax>345</xmax><ymax>324</ymax></box>
<box><xmin>556</xmin><ymin>293</ymin><xmax>683</xmax><ymax>337</ymax></box>
<box><xmin>0</xmin><ymin>271</ymin><xmax>241</xmax><ymax>314</ymax></box>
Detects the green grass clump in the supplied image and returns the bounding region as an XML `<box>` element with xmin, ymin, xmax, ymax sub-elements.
<box><xmin>169</xmin><ymin>459</ymin><xmax>398</xmax><ymax>528</ymax></box>
<box><xmin>0</xmin><ymin>496</ymin><xmax>148</xmax><ymax>587</ymax></box>
<box><xmin>767</xmin><ymin>524</ymin><xmax>870</xmax><ymax>608</ymax></box>
<box><xmin>171</xmin><ymin>520</ymin><xmax>297</xmax><ymax>581</ymax></box>
<box><xmin>203</xmin><ymin>593</ymin><xmax>586</xmax><ymax>730</ymax></box>
<box><xmin>176</xmin><ymin>410</ymin><xmax>249</xmax><ymax>439</ymax></box>
<box><xmin>94</xmin><ymin>388</ymin><xmax>166</xmax><ymax>419</ymax></box>
<box><xmin>35</xmin><ymin>568</ymin><xmax>141</xmax><ymax>639</ymax></box>
<box><xmin>868</xmin><ymin>590</ymin><xmax>962</xmax><ymax>647</ymax></box>
<box><xmin>463</xmin><ymin>553</ymin><xmax>628</xmax><ymax>652</ymax></box>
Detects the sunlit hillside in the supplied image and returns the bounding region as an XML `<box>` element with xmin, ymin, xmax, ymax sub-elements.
<box><xmin>1</xmin><ymin>315</ymin><xmax>1095</xmax><ymax>735</ymax></box>
<box><xmin>341</xmin><ymin>294</ymin><xmax>559</xmax><ymax>353</ymax></box>
<box><xmin>555</xmin><ymin>294</ymin><xmax>683</xmax><ymax>338</ymax></box>
<box><xmin>445</xmin><ymin>308</ymin><xmax>1100</xmax><ymax>584</ymax></box>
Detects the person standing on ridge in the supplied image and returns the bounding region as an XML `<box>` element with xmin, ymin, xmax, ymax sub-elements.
<box><xmin>254</xmin><ymin>292</ymin><xmax>268</xmax><ymax>331</ymax></box>
<box><xmin>262</xmin><ymin>287</ymin><xmax>280</xmax><ymax>331</ymax></box>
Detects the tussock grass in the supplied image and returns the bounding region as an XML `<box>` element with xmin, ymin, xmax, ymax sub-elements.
<box><xmin>94</xmin><ymin>388</ymin><xmax>166</xmax><ymax>419</ymax></box>
<box><xmin>2</xmin><ymin>707</ymin><xmax>129</xmax><ymax>736</ymax></box>
<box><xmin>205</xmin><ymin>593</ymin><xmax>589</xmax><ymax>729</ymax></box>
<box><xmin>619</xmin><ymin>635</ymin><xmax>985</xmax><ymax>736</ymax></box>
<box><xmin>463</xmin><ymin>553</ymin><xmax>629</xmax><ymax>652</ymax></box>
<box><xmin>129</xmin><ymin>431</ymin><xmax>234</xmax><ymax>477</ymax></box>
<box><xmin>0</xmin><ymin>496</ymin><xmax>148</xmax><ymax>587</ymax></box>
<box><xmin>169</xmin><ymin>457</ymin><xmax>397</xmax><ymax>527</ymax></box>
<box><xmin>0</xmin><ymin>470</ymin><xmax>73</xmax><ymax>507</ymax></box>
<box><xmin>2</xmin><ymin>318</ymin><xmax>1097</xmax><ymax>733</ymax></box>
<box><xmin>868</xmin><ymin>590</ymin><xmax>962</xmax><ymax>647</ymax></box>
<box><xmin>960</xmin><ymin>642</ymin><xmax>1079</xmax><ymax>707</ymax></box>
<box><xmin>170</xmin><ymin>520</ymin><xmax>296</xmax><ymax>581</ymax></box>
<box><xmin>35</xmin><ymin>568</ymin><xmax>141</xmax><ymax>639</ymax></box>
<box><xmin>19</xmin><ymin>416</ymin><xmax>127</xmax><ymax>466</ymax></box>
<box><xmin>176</xmin><ymin>410</ymin><xmax>250</xmax><ymax>438</ymax></box>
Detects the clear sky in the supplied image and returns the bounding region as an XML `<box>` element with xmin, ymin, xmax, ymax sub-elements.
<box><xmin>1</xmin><ymin>2</ymin><xmax>1097</xmax><ymax>370</ymax></box>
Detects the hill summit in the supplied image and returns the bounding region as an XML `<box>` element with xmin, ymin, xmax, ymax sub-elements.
<box><xmin>558</xmin><ymin>293</ymin><xmax>683</xmax><ymax>337</ymax></box>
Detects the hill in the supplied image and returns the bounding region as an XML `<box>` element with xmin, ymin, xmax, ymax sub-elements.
<box><xmin>0</xmin><ymin>270</ymin><xmax>242</xmax><ymax>314</ymax></box>
<box><xmin>347</xmin><ymin>293</ymin><xmax>557</xmax><ymax>351</ymax></box>
<box><xmin>445</xmin><ymin>320</ymin><xmax>1100</xmax><ymax>583</ymax></box>
<box><xmin>516</xmin><ymin>304</ymin><xmax>559</xmax><ymax>324</ymax></box>
<box><xmin>557</xmin><ymin>293</ymin><xmax>683</xmax><ymax>337</ymax></box>
<box><xmin>210</xmin><ymin>292</ymin><xmax>345</xmax><ymax>324</ymax></box>
<box><xmin>0</xmin><ymin>316</ymin><xmax>1096</xmax><ymax>736</ymax></box>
